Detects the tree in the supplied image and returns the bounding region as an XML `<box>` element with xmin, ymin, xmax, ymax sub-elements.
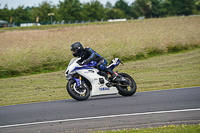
<box><xmin>162</xmin><ymin>0</ymin><xmax>173</xmax><ymax>16</ymax></box>
<box><xmin>107</xmin><ymin>9</ymin><xmax>125</xmax><ymax>19</ymax></box>
<box><xmin>0</xmin><ymin>4</ymin><xmax>11</xmax><ymax>22</ymax></box>
<box><xmin>114</xmin><ymin>0</ymin><xmax>131</xmax><ymax>18</ymax></box>
<box><xmin>130</xmin><ymin>0</ymin><xmax>143</xmax><ymax>19</ymax></box>
<box><xmin>105</xmin><ymin>1</ymin><xmax>113</xmax><ymax>10</ymax></box>
<box><xmin>1</xmin><ymin>0</ymin><xmax>199</xmax><ymax>26</ymax></box>
<box><xmin>29</xmin><ymin>1</ymin><xmax>57</xmax><ymax>24</ymax></box>
<box><xmin>150</xmin><ymin>0</ymin><xmax>166</xmax><ymax>17</ymax></box>
<box><xmin>170</xmin><ymin>0</ymin><xmax>196</xmax><ymax>15</ymax></box>
<box><xmin>12</xmin><ymin>5</ymin><xmax>30</xmax><ymax>23</ymax></box>
<box><xmin>135</xmin><ymin>0</ymin><xmax>152</xmax><ymax>18</ymax></box>
<box><xmin>195</xmin><ymin>0</ymin><xmax>200</xmax><ymax>14</ymax></box>
<box><xmin>58</xmin><ymin>0</ymin><xmax>83</xmax><ymax>23</ymax></box>
<box><xmin>38</xmin><ymin>1</ymin><xmax>54</xmax><ymax>22</ymax></box>
<box><xmin>83</xmin><ymin>0</ymin><xmax>107</xmax><ymax>21</ymax></box>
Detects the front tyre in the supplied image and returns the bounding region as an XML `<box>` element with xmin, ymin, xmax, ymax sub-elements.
<box><xmin>116</xmin><ymin>73</ymin><xmax>137</xmax><ymax>96</ymax></box>
<box><xmin>67</xmin><ymin>79</ymin><xmax>90</xmax><ymax>101</ymax></box>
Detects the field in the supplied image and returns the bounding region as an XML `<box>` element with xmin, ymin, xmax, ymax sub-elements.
<box><xmin>0</xmin><ymin>16</ymin><xmax>200</xmax><ymax>77</ymax></box>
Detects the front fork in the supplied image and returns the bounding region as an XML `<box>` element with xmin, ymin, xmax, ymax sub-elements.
<box><xmin>74</xmin><ymin>75</ymin><xmax>82</xmax><ymax>87</ymax></box>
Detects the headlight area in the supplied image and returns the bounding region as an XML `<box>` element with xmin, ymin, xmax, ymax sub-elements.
<box><xmin>66</xmin><ymin>70</ymin><xmax>69</xmax><ymax>75</ymax></box>
<box><xmin>66</xmin><ymin>71</ymin><xmax>77</xmax><ymax>80</ymax></box>
<box><xmin>66</xmin><ymin>74</ymin><xmax>73</xmax><ymax>80</ymax></box>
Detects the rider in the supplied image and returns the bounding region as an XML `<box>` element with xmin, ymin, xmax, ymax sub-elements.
<box><xmin>71</xmin><ymin>42</ymin><xmax>119</xmax><ymax>81</ymax></box>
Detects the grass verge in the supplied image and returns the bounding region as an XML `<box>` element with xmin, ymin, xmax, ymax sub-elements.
<box><xmin>0</xmin><ymin>21</ymin><xmax>112</xmax><ymax>31</ymax></box>
<box><xmin>117</xmin><ymin>48</ymin><xmax>200</xmax><ymax>92</ymax></box>
<box><xmin>92</xmin><ymin>124</ymin><xmax>200</xmax><ymax>133</ymax></box>
<box><xmin>0</xmin><ymin>48</ymin><xmax>199</xmax><ymax>106</ymax></box>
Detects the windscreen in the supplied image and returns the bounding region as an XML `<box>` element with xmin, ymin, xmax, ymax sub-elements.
<box><xmin>68</xmin><ymin>58</ymin><xmax>78</xmax><ymax>66</ymax></box>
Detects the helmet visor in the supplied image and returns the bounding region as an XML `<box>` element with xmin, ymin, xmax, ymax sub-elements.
<box><xmin>71</xmin><ymin>48</ymin><xmax>77</xmax><ymax>53</ymax></box>
<box><xmin>73</xmin><ymin>50</ymin><xmax>77</xmax><ymax>54</ymax></box>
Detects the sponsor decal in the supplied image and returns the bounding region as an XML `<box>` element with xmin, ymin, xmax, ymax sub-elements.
<box><xmin>99</xmin><ymin>87</ymin><xmax>110</xmax><ymax>91</ymax></box>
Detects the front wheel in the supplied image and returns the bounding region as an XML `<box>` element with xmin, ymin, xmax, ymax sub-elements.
<box><xmin>116</xmin><ymin>73</ymin><xmax>137</xmax><ymax>96</ymax></box>
<box><xmin>67</xmin><ymin>79</ymin><xmax>90</xmax><ymax>101</ymax></box>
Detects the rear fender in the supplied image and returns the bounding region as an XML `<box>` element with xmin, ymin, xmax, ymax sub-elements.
<box><xmin>108</xmin><ymin>58</ymin><xmax>122</xmax><ymax>70</ymax></box>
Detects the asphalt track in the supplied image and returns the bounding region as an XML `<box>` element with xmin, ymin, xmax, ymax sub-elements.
<box><xmin>0</xmin><ymin>87</ymin><xmax>200</xmax><ymax>133</ymax></box>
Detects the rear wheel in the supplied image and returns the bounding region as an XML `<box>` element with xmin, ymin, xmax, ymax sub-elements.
<box><xmin>67</xmin><ymin>79</ymin><xmax>90</xmax><ymax>101</ymax></box>
<box><xmin>116</xmin><ymin>73</ymin><xmax>137</xmax><ymax>96</ymax></box>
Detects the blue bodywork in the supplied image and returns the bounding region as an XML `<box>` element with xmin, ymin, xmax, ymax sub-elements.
<box><xmin>84</xmin><ymin>61</ymin><xmax>97</xmax><ymax>67</ymax></box>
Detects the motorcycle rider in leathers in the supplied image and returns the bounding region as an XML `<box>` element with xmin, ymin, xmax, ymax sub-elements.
<box><xmin>71</xmin><ymin>42</ymin><xmax>119</xmax><ymax>81</ymax></box>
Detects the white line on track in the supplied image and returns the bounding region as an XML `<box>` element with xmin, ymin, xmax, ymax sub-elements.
<box><xmin>1</xmin><ymin>108</ymin><xmax>200</xmax><ymax>128</ymax></box>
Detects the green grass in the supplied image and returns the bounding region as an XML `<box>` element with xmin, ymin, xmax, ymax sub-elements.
<box><xmin>93</xmin><ymin>124</ymin><xmax>200</xmax><ymax>133</ymax></box>
<box><xmin>0</xmin><ymin>48</ymin><xmax>199</xmax><ymax>106</ymax></box>
<box><xmin>0</xmin><ymin>16</ymin><xmax>200</xmax><ymax>78</ymax></box>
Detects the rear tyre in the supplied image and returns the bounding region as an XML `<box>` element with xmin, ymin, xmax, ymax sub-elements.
<box><xmin>67</xmin><ymin>79</ymin><xmax>90</xmax><ymax>101</ymax></box>
<box><xmin>116</xmin><ymin>73</ymin><xmax>137</xmax><ymax>96</ymax></box>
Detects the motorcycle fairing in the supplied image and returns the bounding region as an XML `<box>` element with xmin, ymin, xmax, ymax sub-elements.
<box><xmin>76</xmin><ymin>69</ymin><xmax>118</xmax><ymax>96</ymax></box>
<box><xmin>72</xmin><ymin>66</ymin><xmax>94</xmax><ymax>72</ymax></box>
<box><xmin>71</xmin><ymin>61</ymin><xmax>97</xmax><ymax>72</ymax></box>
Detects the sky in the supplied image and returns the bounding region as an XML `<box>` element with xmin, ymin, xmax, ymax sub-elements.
<box><xmin>0</xmin><ymin>0</ymin><xmax>135</xmax><ymax>9</ymax></box>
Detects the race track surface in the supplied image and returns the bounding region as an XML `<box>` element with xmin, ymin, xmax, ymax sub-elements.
<box><xmin>0</xmin><ymin>87</ymin><xmax>200</xmax><ymax>132</ymax></box>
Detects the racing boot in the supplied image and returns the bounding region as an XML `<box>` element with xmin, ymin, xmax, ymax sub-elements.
<box><xmin>104</xmin><ymin>68</ymin><xmax>121</xmax><ymax>81</ymax></box>
<box><xmin>106</xmin><ymin>72</ymin><xmax>121</xmax><ymax>87</ymax></box>
<box><xmin>111</xmin><ymin>72</ymin><xmax>121</xmax><ymax>81</ymax></box>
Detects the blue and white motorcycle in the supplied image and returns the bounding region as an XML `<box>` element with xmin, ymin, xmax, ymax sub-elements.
<box><xmin>65</xmin><ymin>58</ymin><xmax>137</xmax><ymax>101</ymax></box>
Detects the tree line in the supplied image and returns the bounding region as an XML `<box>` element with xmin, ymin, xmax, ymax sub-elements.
<box><xmin>0</xmin><ymin>0</ymin><xmax>200</xmax><ymax>25</ymax></box>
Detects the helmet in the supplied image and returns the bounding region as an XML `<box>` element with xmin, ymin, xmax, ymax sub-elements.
<box><xmin>71</xmin><ymin>42</ymin><xmax>84</xmax><ymax>57</ymax></box>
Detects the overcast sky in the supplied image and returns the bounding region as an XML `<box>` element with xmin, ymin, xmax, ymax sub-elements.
<box><xmin>0</xmin><ymin>0</ymin><xmax>135</xmax><ymax>9</ymax></box>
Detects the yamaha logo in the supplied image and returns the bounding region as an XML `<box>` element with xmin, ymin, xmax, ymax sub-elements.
<box><xmin>99</xmin><ymin>87</ymin><xmax>110</xmax><ymax>91</ymax></box>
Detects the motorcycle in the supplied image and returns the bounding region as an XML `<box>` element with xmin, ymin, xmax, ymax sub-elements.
<box><xmin>65</xmin><ymin>58</ymin><xmax>137</xmax><ymax>101</ymax></box>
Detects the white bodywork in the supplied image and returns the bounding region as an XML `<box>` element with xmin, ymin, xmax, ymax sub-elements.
<box><xmin>66</xmin><ymin>58</ymin><xmax>118</xmax><ymax>96</ymax></box>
